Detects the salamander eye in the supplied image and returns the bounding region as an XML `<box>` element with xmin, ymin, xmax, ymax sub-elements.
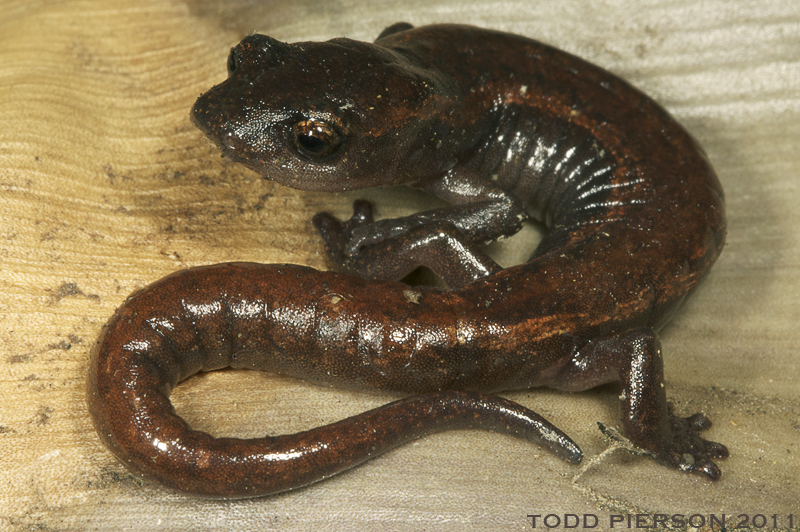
<box><xmin>292</xmin><ymin>119</ymin><xmax>342</xmax><ymax>158</ymax></box>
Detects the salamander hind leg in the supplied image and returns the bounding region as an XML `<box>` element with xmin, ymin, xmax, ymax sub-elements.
<box><xmin>555</xmin><ymin>327</ymin><xmax>728</xmax><ymax>480</ymax></box>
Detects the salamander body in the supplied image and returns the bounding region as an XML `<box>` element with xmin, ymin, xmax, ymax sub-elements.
<box><xmin>87</xmin><ymin>23</ymin><xmax>727</xmax><ymax>497</ymax></box>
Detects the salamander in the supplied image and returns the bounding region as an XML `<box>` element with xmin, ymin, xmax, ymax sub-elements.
<box><xmin>87</xmin><ymin>23</ymin><xmax>728</xmax><ymax>498</ymax></box>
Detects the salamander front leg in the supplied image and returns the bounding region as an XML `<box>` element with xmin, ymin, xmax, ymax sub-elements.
<box><xmin>312</xmin><ymin>200</ymin><xmax>502</xmax><ymax>289</ymax></box>
<box><xmin>555</xmin><ymin>327</ymin><xmax>728</xmax><ymax>480</ymax></box>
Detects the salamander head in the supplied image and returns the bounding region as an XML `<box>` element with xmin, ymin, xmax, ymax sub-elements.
<box><xmin>192</xmin><ymin>33</ymin><xmax>460</xmax><ymax>191</ymax></box>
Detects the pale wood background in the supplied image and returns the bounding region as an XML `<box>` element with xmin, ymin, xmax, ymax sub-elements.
<box><xmin>1</xmin><ymin>0</ymin><xmax>798</xmax><ymax>530</ymax></box>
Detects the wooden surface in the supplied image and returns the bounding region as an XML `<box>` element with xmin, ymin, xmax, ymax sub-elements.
<box><xmin>0</xmin><ymin>0</ymin><xmax>798</xmax><ymax>530</ymax></box>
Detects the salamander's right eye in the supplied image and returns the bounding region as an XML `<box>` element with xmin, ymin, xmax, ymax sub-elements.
<box><xmin>292</xmin><ymin>119</ymin><xmax>342</xmax><ymax>158</ymax></box>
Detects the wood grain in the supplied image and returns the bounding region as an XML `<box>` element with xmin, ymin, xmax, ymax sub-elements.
<box><xmin>0</xmin><ymin>0</ymin><xmax>798</xmax><ymax>530</ymax></box>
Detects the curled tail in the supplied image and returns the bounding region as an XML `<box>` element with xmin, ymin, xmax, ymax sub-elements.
<box><xmin>87</xmin><ymin>262</ymin><xmax>580</xmax><ymax>498</ymax></box>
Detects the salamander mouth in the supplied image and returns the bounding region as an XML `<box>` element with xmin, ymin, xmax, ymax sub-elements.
<box><xmin>190</xmin><ymin>113</ymin><xmax>236</xmax><ymax>162</ymax></box>
<box><xmin>190</xmin><ymin>79</ymin><xmax>252</xmax><ymax>148</ymax></box>
<box><xmin>190</xmin><ymin>92</ymin><xmax>226</xmax><ymax>143</ymax></box>
<box><xmin>190</xmin><ymin>91</ymin><xmax>262</xmax><ymax>171</ymax></box>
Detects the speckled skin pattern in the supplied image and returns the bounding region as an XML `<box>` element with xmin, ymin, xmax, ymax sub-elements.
<box><xmin>87</xmin><ymin>23</ymin><xmax>728</xmax><ymax>498</ymax></box>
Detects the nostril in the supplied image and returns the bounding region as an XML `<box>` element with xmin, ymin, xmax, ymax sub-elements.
<box><xmin>227</xmin><ymin>49</ymin><xmax>238</xmax><ymax>75</ymax></box>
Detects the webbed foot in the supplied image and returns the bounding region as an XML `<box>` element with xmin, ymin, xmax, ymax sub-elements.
<box><xmin>654</xmin><ymin>410</ymin><xmax>729</xmax><ymax>480</ymax></box>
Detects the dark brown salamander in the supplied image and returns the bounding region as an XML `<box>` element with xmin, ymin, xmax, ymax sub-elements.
<box><xmin>87</xmin><ymin>23</ymin><xmax>728</xmax><ymax>498</ymax></box>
